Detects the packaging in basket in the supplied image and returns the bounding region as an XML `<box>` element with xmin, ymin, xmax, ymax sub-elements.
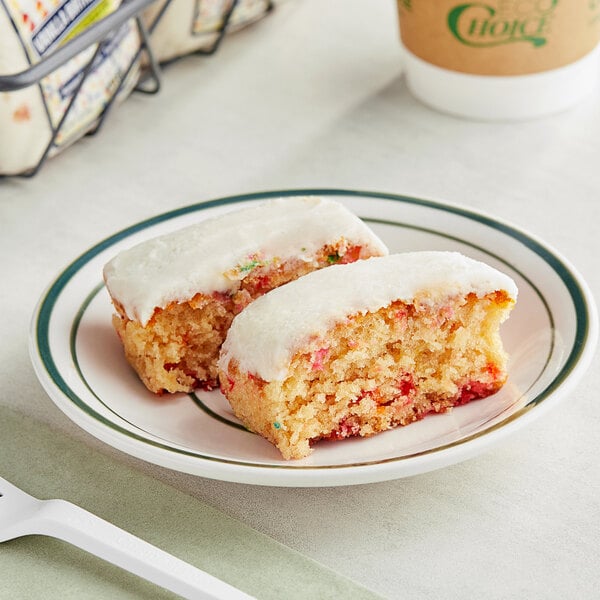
<box><xmin>0</xmin><ymin>0</ymin><xmax>142</xmax><ymax>175</ymax></box>
<box><xmin>144</xmin><ymin>0</ymin><xmax>271</xmax><ymax>63</ymax></box>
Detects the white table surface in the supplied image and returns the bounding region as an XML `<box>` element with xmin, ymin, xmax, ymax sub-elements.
<box><xmin>2</xmin><ymin>1</ymin><xmax>599</xmax><ymax>598</ymax></box>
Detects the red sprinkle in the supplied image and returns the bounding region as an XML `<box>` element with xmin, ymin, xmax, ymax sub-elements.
<box><xmin>456</xmin><ymin>380</ymin><xmax>496</xmax><ymax>405</ymax></box>
<box><xmin>485</xmin><ymin>362</ymin><xmax>502</xmax><ymax>380</ymax></box>
<box><xmin>396</xmin><ymin>373</ymin><xmax>415</xmax><ymax>397</ymax></box>
<box><xmin>356</xmin><ymin>388</ymin><xmax>381</xmax><ymax>404</ymax></box>
<box><xmin>339</xmin><ymin>245</ymin><xmax>362</xmax><ymax>264</ymax></box>
<box><xmin>254</xmin><ymin>275</ymin><xmax>271</xmax><ymax>292</ymax></box>
<box><xmin>326</xmin><ymin>417</ymin><xmax>361</xmax><ymax>440</ymax></box>
<box><xmin>211</xmin><ymin>291</ymin><xmax>231</xmax><ymax>303</ymax></box>
<box><xmin>311</xmin><ymin>347</ymin><xmax>329</xmax><ymax>371</ymax></box>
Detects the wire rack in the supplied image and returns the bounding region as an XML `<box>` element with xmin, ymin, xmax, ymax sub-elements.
<box><xmin>0</xmin><ymin>0</ymin><xmax>274</xmax><ymax>177</ymax></box>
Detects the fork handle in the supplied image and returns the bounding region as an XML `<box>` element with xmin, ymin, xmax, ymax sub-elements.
<box><xmin>32</xmin><ymin>499</ymin><xmax>253</xmax><ymax>600</ymax></box>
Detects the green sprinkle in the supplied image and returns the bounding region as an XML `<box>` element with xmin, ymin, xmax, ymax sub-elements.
<box><xmin>273</xmin><ymin>422</ymin><xmax>281</xmax><ymax>429</ymax></box>
<box><xmin>239</xmin><ymin>259</ymin><xmax>260</xmax><ymax>273</ymax></box>
<box><xmin>327</xmin><ymin>253</ymin><xmax>341</xmax><ymax>264</ymax></box>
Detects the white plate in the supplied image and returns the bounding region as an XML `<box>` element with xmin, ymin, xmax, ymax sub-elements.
<box><xmin>30</xmin><ymin>190</ymin><xmax>598</xmax><ymax>487</ymax></box>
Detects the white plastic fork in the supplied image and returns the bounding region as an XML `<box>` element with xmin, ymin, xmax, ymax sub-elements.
<box><xmin>0</xmin><ymin>476</ymin><xmax>254</xmax><ymax>599</ymax></box>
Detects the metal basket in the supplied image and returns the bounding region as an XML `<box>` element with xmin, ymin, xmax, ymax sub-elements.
<box><xmin>0</xmin><ymin>0</ymin><xmax>273</xmax><ymax>177</ymax></box>
<box><xmin>0</xmin><ymin>0</ymin><xmax>164</xmax><ymax>177</ymax></box>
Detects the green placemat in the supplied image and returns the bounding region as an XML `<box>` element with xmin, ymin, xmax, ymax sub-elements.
<box><xmin>0</xmin><ymin>406</ymin><xmax>381</xmax><ymax>599</ymax></box>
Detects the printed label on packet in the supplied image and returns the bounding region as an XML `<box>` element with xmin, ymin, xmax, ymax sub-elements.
<box><xmin>397</xmin><ymin>0</ymin><xmax>600</xmax><ymax>76</ymax></box>
<box><xmin>5</xmin><ymin>0</ymin><xmax>115</xmax><ymax>58</ymax></box>
<box><xmin>1</xmin><ymin>0</ymin><xmax>140</xmax><ymax>148</ymax></box>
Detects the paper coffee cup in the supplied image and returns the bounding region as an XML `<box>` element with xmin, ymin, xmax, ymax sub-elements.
<box><xmin>397</xmin><ymin>0</ymin><xmax>600</xmax><ymax>119</ymax></box>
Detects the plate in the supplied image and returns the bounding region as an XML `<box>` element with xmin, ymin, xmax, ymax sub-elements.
<box><xmin>30</xmin><ymin>190</ymin><xmax>598</xmax><ymax>486</ymax></box>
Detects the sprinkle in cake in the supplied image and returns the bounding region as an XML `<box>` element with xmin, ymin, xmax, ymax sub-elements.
<box><xmin>218</xmin><ymin>252</ymin><xmax>518</xmax><ymax>460</ymax></box>
<box><xmin>103</xmin><ymin>197</ymin><xmax>388</xmax><ymax>393</ymax></box>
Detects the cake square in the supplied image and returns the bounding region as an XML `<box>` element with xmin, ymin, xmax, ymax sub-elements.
<box><xmin>103</xmin><ymin>197</ymin><xmax>388</xmax><ymax>393</ymax></box>
<box><xmin>218</xmin><ymin>252</ymin><xmax>517</xmax><ymax>459</ymax></box>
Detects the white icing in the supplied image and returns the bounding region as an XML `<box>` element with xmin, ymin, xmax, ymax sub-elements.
<box><xmin>103</xmin><ymin>197</ymin><xmax>388</xmax><ymax>325</ymax></box>
<box><xmin>219</xmin><ymin>251</ymin><xmax>518</xmax><ymax>381</ymax></box>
